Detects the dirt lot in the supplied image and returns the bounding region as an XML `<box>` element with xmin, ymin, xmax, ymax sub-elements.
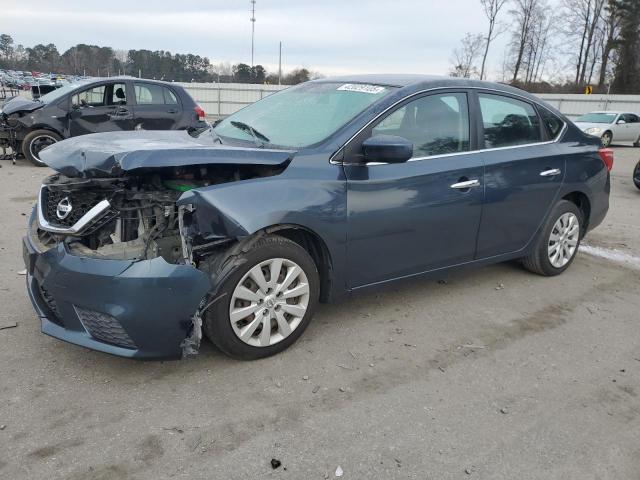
<box><xmin>1</xmin><ymin>146</ymin><xmax>639</xmax><ymax>480</ymax></box>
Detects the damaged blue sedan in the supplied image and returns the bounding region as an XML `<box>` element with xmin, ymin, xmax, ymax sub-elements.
<box><xmin>23</xmin><ymin>75</ymin><xmax>611</xmax><ymax>360</ymax></box>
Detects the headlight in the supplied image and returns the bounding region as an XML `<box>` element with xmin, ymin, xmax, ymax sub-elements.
<box><xmin>584</xmin><ymin>127</ymin><xmax>602</xmax><ymax>135</ymax></box>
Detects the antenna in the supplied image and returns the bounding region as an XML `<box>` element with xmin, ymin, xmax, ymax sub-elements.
<box><xmin>250</xmin><ymin>0</ymin><xmax>256</xmax><ymax>68</ymax></box>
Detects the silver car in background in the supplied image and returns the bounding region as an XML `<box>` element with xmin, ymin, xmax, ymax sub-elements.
<box><xmin>574</xmin><ymin>111</ymin><xmax>640</xmax><ymax>147</ymax></box>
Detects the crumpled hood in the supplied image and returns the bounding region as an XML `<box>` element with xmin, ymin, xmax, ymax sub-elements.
<box><xmin>0</xmin><ymin>96</ymin><xmax>44</xmax><ymax>115</ymax></box>
<box><xmin>38</xmin><ymin>130</ymin><xmax>295</xmax><ymax>178</ymax></box>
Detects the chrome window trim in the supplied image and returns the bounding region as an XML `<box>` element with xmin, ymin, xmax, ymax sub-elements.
<box><xmin>331</xmin><ymin>85</ymin><xmax>567</xmax><ymax>166</ymax></box>
<box><xmin>37</xmin><ymin>186</ymin><xmax>112</xmax><ymax>235</ymax></box>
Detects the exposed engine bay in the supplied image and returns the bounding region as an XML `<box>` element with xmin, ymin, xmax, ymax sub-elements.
<box><xmin>33</xmin><ymin>161</ymin><xmax>285</xmax><ymax>265</ymax></box>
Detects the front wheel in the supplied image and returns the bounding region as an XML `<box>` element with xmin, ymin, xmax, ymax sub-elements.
<box><xmin>522</xmin><ymin>200</ymin><xmax>583</xmax><ymax>276</ymax></box>
<box><xmin>21</xmin><ymin>129</ymin><xmax>62</xmax><ymax>166</ymax></box>
<box><xmin>601</xmin><ymin>131</ymin><xmax>612</xmax><ymax>148</ymax></box>
<box><xmin>203</xmin><ymin>234</ymin><xmax>320</xmax><ymax>360</ymax></box>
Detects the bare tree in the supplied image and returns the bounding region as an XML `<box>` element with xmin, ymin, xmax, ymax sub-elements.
<box><xmin>479</xmin><ymin>0</ymin><xmax>509</xmax><ymax>80</ymax></box>
<box><xmin>597</xmin><ymin>0</ymin><xmax>621</xmax><ymax>86</ymax></box>
<box><xmin>508</xmin><ymin>0</ymin><xmax>542</xmax><ymax>82</ymax></box>
<box><xmin>561</xmin><ymin>0</ymin><xmax>607</xmax><ymax>84</ymax></box>
<box><xmin>450</xmin><ymin>33</ymin><xmax>485</xmax><ymax>78</ymax></box>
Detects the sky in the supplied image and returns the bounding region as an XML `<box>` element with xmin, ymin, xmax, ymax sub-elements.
<box><xmin>3</xmin><ymin>0</ymin><xmax>539</xmax><ymax>79</ymax></box>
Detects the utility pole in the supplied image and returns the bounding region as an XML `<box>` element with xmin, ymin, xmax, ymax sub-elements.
<box><xmin>278</xmin><ymin>41</ymin><xmax>282</xmax><ymax>85</ymax></box>
<box><xmin>250</xmin><ymin>0</ymin><xmax>256</xmax><ymax>67</ymax></box>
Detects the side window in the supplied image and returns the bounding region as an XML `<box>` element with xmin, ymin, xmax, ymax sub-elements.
<box><xmin>107</xmin><ymin>83</ymin><xmax>127</xmax><ymax>105</ymax></box>
<box><xmin>372</xmin><ymin>92</ymin><xmax>470</xmax><ymax>158</ymax></box>
<box><xmin>538</xmin><ymin>107</ymin><xmax>564</xmax><ymax>140</ymax></box>
<box><xmin>135</xmin><ymin>83</ymin><xmax>165</xmax><ymax>105</ymax></box>
<box><xmin>72</xmin><ymin>85</ymin><xmax>106</xmax><ymax>107</ymax></box>
<box><xmin>624</xmin><ymin>113</ymin><xmax>639</xmax><ymax>123</ymax></box>
<box><xmin>163</xmin><ymin>87</ymin><xmax>178</xmax><ymax>105</ymax></box>
<box><xmin>479</xmin><ymin>94</ymin><xmax>541</xmax><ymax>148</ymax></box>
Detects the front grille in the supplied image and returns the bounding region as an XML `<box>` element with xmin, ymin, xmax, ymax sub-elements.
<box><xmin>74</xmin><ymin>306</ymin><xmax>137</xmax><ymax>349</ymax></box>
<box><xmin>41</xmin><ymin>187</ymin><xmax>104</xmax><ymax>228</ymax></box>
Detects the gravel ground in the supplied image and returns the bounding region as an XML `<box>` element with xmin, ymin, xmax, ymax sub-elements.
<box><xmin>1</xmin><ymin>146</ymin><xmax>639</xmax><ymax>480</ymax></box>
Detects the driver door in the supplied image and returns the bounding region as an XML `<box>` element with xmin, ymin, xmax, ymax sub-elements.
<box><xmin>344</xmin><ymin>91</ymin><xmax>484</xmax><ymax>288</ymax></box>
<box><xmin>68</xmin><ymin>82</ymin><xmax>134</xmax><ymax>136</ymax></box>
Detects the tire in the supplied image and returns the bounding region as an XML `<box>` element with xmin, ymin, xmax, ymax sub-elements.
<box><xmin>633</xmin><ymin>161</ymin><xmax>640</xmax><ymax>190</ymax></box>
<box><xmin>21</xmin><ymin>129</ymin><xmax>62</xmax><ymax>166</ymax></box>
<box><xmin>202</xmin><ymin>234</ymin><xmax>320</xmax><ymax>360</ymax></box>
<box><xmin>522</xmin><ymin>200</ymin><xmax>584</xmax><ymax>277</ymax></box>
<box><xmin>601</xmin><ymin>131</ymin><xmax>612</xmax><ymax>148</ymax></box>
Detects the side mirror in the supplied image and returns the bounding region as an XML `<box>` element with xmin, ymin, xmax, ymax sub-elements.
<box><xmin>617</xmin><ymin>119</ymin><xmax>626</xmax><ymax>124</ymax></box>
<box><xmin>362</xmin><ymin>135</ymin><xmax>413</xmax><ymax>164</ymax></box>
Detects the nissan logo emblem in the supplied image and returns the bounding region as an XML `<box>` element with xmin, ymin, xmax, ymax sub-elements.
<box><xmin>56</xmin><ymin>197</ymin><xmax>73</xmax><ymax>220</ymax></box>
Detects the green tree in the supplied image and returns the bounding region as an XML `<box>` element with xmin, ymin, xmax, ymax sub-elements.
<box><xmin>232</xmin><ymin>63</ymin><xmax>252</xmax><ymax>82</ymax></box>
<box><xmin>0</xmin><ymin>34</ymin><xmax>14</xmax><ymax>65</ymax></box>
<box><xmin>283</xmin><ymin>68</ymin><xmax>310</xmax><ymax>85</ymax></box>
<box><xmin>611</xmin><ymin>0</ymin><xmax>640</xmax><ymax>93</ymax></box>
<box><xmin>26</xmin><ymin>43</ymin><xmax>60</xmax><ymax>72</ymax></box>
<box><xmin>250</xmin><ymin>65</ymin><xmax>266</xmax><ymax>83</ymax></box>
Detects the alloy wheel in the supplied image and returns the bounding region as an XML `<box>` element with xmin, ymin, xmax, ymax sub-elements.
<box><xmin>547</xmin><ymin>212</ymin><xmax>580</xmax><ymax>268</ymax></box>
<box><xmin>601</xmin><ymin>132</ymin><xmax>612</xmax><ymax>148</ymax></box>
<box><xmin>229</xmin><ymin>258</ymin><xmax>310</xmax><ymax>347</ymax></box>
<box><xmin>29</xmin><ymin>134</ymin><xmax>57</xmax><ymax>161</ymax></box>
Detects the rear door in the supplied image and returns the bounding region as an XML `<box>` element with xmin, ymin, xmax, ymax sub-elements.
<box><xmin>344</xmin><ymin>90</ymin><xmax>485</xmax><ymax>288</ymax></box>
<box><xmin>69</xmin><ymin>82</ymin><xmax>134</xmax><ymax>136</ymax></box>
<box><xmin>474</xmin><ymin>92</ymin><xmax>565</xmax><ymax>258</ymax></box>
<box><xmin>132</xmin><ymin>82</ymin><xmax>183</xmax><ymax>130</ymax></box>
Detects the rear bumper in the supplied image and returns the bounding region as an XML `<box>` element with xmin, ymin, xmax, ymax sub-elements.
<box><xmin>23</xmin><ymin>230</ymin><xmax>211</xmax><ymax>360</ymax></box>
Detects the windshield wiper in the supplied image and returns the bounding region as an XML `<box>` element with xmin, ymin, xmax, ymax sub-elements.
<box><xmin>230</xmin><ymin>120</ymin><xmax>270</xmax><ymax>147</ymax></box>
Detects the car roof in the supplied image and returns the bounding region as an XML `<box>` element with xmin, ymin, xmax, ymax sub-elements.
<box><xmin>314</xmin><ymin>74</ymin><xmax>542</xmax><ymax>102</ymax></box>
<box><xmin>86</xmin><ymin>76</ymin><xmax>179</xmax><ymax>87</ymax></box>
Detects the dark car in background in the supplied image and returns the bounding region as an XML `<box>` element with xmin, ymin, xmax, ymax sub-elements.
<box><xmin>0</xmin><ymin>77</ymin><xmax>207</xmax><ymax>165</ymax></box>
<box><xmin>23</xmin><ymin>75</ymin><xmax>611</xmax><ymax>361</ymax></box>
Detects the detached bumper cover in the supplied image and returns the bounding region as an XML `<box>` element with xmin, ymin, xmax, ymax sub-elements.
<box><xmin>23</xmin><ymin>232</ymin><xmax>211</xmax><ymax>359</ymax></box>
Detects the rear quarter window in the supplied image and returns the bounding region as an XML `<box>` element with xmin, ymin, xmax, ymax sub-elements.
<box><xmin>538</xmin><ymin>107</ymin><xmax>565</xmax><ymax>140</ymax></box>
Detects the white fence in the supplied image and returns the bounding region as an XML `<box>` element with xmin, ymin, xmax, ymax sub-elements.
<box><xmin>537</xmin><ymin>94</ymin><xmax>640</xmax><ymax>118</ymax></box>
<box><xmin>178</xmin><ymin>82</ymin><xmax>285</xmax><ymax>119</ymax></box>
<box><xmin>178</xmin><ymin>82</ymin><xmax>640</xmax><ymax>121</ymax></box>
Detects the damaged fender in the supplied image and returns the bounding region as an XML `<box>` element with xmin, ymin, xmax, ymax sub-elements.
<box><xmin>176</xmin><ymin>171</ymin><xmax>348</xmax><ymax>301</ymax></box>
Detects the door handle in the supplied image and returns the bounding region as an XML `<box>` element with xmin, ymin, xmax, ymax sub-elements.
<box><xmin>450</xmin><ymin>179</ymin><xmax>480</xmax><ymax>189</ymax></box>
<box><xmin>167</xmin><ymin>108</ymin><xmax>178</xmax><ymax>114</ymax></box>
<box><xmin>540</xmin><ymin>168</ymin><xmax>561</xmax><ymax>177</ymax></box>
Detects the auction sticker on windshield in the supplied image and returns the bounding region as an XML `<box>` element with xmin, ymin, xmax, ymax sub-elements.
<box><xmin>337</xmin><ymin>84</ymin><xmax>386</xmax><ymax>94</ymax></box>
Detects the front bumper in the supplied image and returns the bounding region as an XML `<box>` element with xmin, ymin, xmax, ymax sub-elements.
<box><xmin>23</xmin><ymin>230</ymin><xmax>212</xmax><ymax>360</ymax></box>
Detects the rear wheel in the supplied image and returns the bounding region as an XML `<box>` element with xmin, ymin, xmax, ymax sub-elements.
<box><xmin>22</xmin><ymin>129</ymin><xmax>61</xmax><ymax>166</ymax></box>
<box><xmin>522</xmin><ymin>200</ymin><xmax>583</xmax><ymax>276</ymax></box>
<box><xmin>601</xmin><ymin>131</ymin><xmax>612</xmax><ymax>148</ymax></box>
<box><xmin>203</xmin><ymin>234</ymin><xmax>320</xmax><ymax>360</ymax></box>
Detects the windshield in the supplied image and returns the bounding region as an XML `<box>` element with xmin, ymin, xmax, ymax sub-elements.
<box><xmin>575</xmin><ymin>112</ymin><xmax>617</xmax><ymax>124</ymax></box>
<box><xmin>37</xmin><ymin>81</ymin><xmax>90</xmax><ymax>104</ymax></box>
<box><xmin>214</xmin><ymin>82</ymin><xmax>396</xmax><ymax>148</ymax></box>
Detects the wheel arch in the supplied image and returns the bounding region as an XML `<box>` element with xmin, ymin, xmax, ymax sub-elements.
<box><xmin>19</xmin><ymin>126</ymin><xmax>64</xmax><ymax>142</ymax></box>
<box><xmin>562</xmin><ymin>191</ymin><xmax>591</xmax><ymax>236</ymax></box>
<box><xmin>259</xmin><ymin>224</ymin><xmax>334</xmax><ymax>303</ymax></box>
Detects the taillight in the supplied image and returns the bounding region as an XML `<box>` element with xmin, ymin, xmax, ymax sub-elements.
<box><xmin>598</xmin><ymin>148</ymin><xmax>614</xmax><ymax>172</ymax></box>
<box><xmin>194</xmin><ymin>105</ymin><xmax>205</xmax><ymax>121</ymax></box>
